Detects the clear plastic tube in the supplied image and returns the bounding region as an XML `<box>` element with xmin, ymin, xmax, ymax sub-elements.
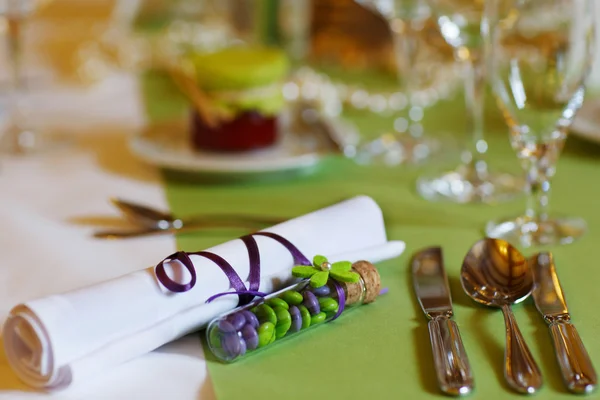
<box><xmin>206</xmin><ymin>261</ymin><xmax>380</xmax><ymax>363</ymax></box>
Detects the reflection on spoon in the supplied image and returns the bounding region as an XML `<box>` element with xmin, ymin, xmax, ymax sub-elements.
<box><xmin>461</xmin><ymin>238</ymin><xmax>543</xmax><ymax>394</ymax></box>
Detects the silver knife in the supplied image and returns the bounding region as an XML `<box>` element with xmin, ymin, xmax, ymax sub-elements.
<box><xmin>412</xmin><ymin>246</ymin><xmax>474</xmax><ymax>396</ymax></box>
<box><xmin>531</xmin><ymin>252</ymin><xmax>597</xmax><ymax>394</ymax></box>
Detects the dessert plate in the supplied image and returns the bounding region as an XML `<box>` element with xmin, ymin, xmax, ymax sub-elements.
<box><xmin>129</xmin><ymin>118</ymin><xmax>342</xmax><ymax>178</ymax></box>
<box><xmin>571</xmin><ymin>98</ymin><xmax>600</xmax><ymax>145</ymax></box>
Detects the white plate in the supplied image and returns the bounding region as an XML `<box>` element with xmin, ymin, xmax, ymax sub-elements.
<box><xmin>572</xmin><ymin>98</ymin><xmax>600</xmax><ymax>144</ymax></box>
<box><xmin>129</xmin><ymin>118</ymin><xmax>326</xmax><ymax>177</ymax></box>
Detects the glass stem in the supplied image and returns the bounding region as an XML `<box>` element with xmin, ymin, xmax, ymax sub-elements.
<box><xmin>462</xmin><ymin>57</ymin><xmax>487</xmax><ymax>174</ymax></box>
<box><xmin>6</xmin><ymin>1</ymin><xmax>26</xmax><ymax>153</ymax></box>
<box><xmin>524</xmin><ymin>159</ymin><xmax>552</xmax><ymax>223</ymax></box>
<box><xmin>390</xmin><ymin>20</ymin><xmax>424</xmax><ymax>138</ymax></box>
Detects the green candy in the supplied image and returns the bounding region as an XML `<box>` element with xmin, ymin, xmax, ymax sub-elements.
<box><xmin>269</xmin><ymin>333</ymin><xmax>277</xmax><ymax>344</ymax></box>
<box><xmin>254</xmin><ymin>304</ymin><xmax>277</xmax><ymax>325</ymax></box>
<box><xmin>280</xmin><ymin>290</ymin><xmax>303</xmax><ymax>306</ymax></box>
<box><xmin>318</xmin><ymin>297</ymin><xmax>339</xmax><ymax>313</ymax></box>
<box><xmin>298</xmin><ymin>305</ymin><xmax>311</xmax><ymax>329</ymax></box>
<box><xmin>273</xmin><ymin>306</ymin><xmax>292</xmax><ymax>338</ymax></box>
<box><xmin>257</xmin><ymin>322</ymin><xmax>275</xmax><ymax>348</ymax></box>
<box><xmin>311</xmin><ymin>312</ymin><xmax>327</xmax><ymax>325</ymax></box>
<box><xmin>267</xmin><ymin>298</ymin><xmax>289</xmax><ymax>310</ymax></box>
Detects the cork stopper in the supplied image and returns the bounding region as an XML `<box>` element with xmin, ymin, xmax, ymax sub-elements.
<box><xmin>341</xmin><ymin>260</ymin><xmax>381</xmax><ymax>305</ymax></box>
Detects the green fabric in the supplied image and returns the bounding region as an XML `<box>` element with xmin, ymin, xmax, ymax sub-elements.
<box><xmin>142</xmin><ymin>71</ymin><xmax>600</xmax><ymax>399</ymax></box>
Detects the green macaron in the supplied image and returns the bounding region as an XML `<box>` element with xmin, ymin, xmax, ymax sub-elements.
<box><xmin>189</xmin><ymin>46</ymin><xmax>289</xmax><ymax>91</ymax></box>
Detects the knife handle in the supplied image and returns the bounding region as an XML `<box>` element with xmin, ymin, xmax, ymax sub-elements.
<box><xmin>428</xmin><ymin>316</ymin><xmax>474</xmax><ymax>396</ymax></box>
<box><xmin>549</xmin><ymin>320</ymin><xmax>597</xmax><ymax>394</ymax></box>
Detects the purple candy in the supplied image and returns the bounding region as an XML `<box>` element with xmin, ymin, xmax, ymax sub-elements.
<box><xmin>311</xmin><ymin>285</ymin><xmax>331</xmax><ymax>297</ymax></box>
<box><xmin>218</xmin><ymin>320</ymin><xmax>236</xmax><ymax>334</ymax></box>
<box><xmin>241</xmin><ymin>323</ymin><xmax>259</xmax><ymax>350</ymax></box>
<box><xmin>221</xmin><ymin>333</ymin><xmax>241</xmax><ymax>358</ymax></box>
<box><xmin>241</xmin><ymin>310</ymin><xmax>259</xmax><ymax>328</ymax></box>
<box><xmin>226</xmin><ymin>312</ymin><xmax>246</xmax><ymax>331</ymax></box>
<box><xmin>238</xmin><ymin>337</ymin><xmax>247</xmax><ymax>357</ymax></box>
<box><xmin>302</xmin><ymin>291</ymin><xmax>320</xmax><ymax>315</ymax></box>
<box><xmin>288</xmin><ymin>306</ymin><xmax>302</xmax><ymax>333</ymax></box>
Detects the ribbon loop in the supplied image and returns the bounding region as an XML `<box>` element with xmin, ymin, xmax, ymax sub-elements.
<box><xmin>154</xmin><ymin>232</ymin><xmax>349</xmax><ymax>322</ymax></box>
<box><xmin>251</xmin><ymin>232</ymin><xmax>312</xmax><ymax>266</ymax></box>
<box><xmin>155</xmin><ymin>231</ymin><xmax>317</xmax><ymax>308</ymax></box>
<box><xmin>240</xmin><ymin>235</ymin><xmax>261</xmax><ymax>292</ymax></box>
<box><xmin>155</xmin><ymin>251</ymin><xmax>197</xmax><ymax>293</ymax></box>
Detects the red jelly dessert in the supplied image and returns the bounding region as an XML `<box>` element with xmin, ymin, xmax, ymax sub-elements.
<box><xmin>191</xmin><ymin>111</ymin><xmax>277</xmax><ymax>152</ymax></box>
<box><xmin>186</xmin><ymin>46</ymin><xmax>289</xmax><ymax>152</ymax></box>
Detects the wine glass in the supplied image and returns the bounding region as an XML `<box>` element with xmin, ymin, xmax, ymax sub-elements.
<box><xmin>417</xmin><ymin>0</ymin><xmax>523</xmax><ymax>203</ymax></box>
<box><xmin>354</xmin><ymin>0</ymin><xmax>455</xmax><ymax>165</ymax></box>
<box><xmin>0</xmin><ymin>0</ymin><xmax>53</xmax><ymax>154</ymax></box>
<box><xmin>484</xmin><ymin>0</ymin><xmax>595</xmax><ymax>247</ymax></box>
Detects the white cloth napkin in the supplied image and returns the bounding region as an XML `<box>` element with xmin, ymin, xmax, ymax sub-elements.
<box><xmin>3</xmin><ymin>195</ymin><xmax>405</xmax><ymax>390</ymax></box>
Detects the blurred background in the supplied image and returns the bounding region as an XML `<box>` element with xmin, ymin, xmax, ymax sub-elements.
<box><xmin>0</xmin><ymin>0</ymin><xmax>463</xmax><ymax>158</ymax></box>
<box><xmin>1</xmin><ymin>0</ymin><xmax>599</xmax><ymax>165</ymax></box>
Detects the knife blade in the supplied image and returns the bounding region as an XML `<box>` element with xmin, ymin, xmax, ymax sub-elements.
<box><xmin>412</xmin><ymin>247</ymin><xmax>474</xmax><ymax>396</ymax></box>
<box><xmin>531</xmin><ymin>252</ymin><xmax>597</xmax><ymax>394</ymax></box>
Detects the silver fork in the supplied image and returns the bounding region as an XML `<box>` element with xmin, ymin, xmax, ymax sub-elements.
<box><xmin>93</xmin><ymin>198</ymin><xmax>285</xmax><ymax>239</ymax></box>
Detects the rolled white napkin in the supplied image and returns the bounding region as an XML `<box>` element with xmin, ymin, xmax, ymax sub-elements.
<box><xmin>2</xmin><ymin>195</ymin><xmax>405</xmax><ymax>390</ymax></box>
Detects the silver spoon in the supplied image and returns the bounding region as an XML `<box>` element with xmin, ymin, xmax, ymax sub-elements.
<box><xmin>461</xmin><ymin>238</ymin><xmax>543</xmax><ymax>394</ymax></box>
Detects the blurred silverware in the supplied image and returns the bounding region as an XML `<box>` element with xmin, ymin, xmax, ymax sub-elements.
<box><xmin>94</xmin><ymin>223</ymin><xmax>261</xmax><ymax>240</ymax></box>
<box><xmin>461</xmin><ymin>238</ymin><xmax>542</xmax><ymax>394</ymax></box>
<box><xmin>93</xmin><ymin>198</ymin><xmax>285</xmax><ymax>239</ymax></box>
<box><xmin>296</xmin><ymin>101</ymin><xmax>347</xmax><ymax>154</ymax></box>
<box><xmin>531</xmin><ymin>252</ymin><xmax>597</xmax><ymax>394</ymax></box>
<box><xmin>412</xmin><ymin>246</ymin><xmax>474</xmax><ymax>396</ymax></box>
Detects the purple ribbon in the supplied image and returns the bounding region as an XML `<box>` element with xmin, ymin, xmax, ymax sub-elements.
<box><xmin>155</xmin><ymin>232</ymin><xmax>310</xmax><ymax>304</ymax></box>
<box><xmin>205</xmin><ymin>290</ymin><xmax>268</xmax><ymax>303</ymax></box>
<box><xmin>154</xmin><ymin>232</ymin><xmax>349</xmax><ymax>319</ymax></box>
<box><xmin>331</xmin><ymin>281</ymin><xmax>346</xmax><ymax>321</ymax></box>
<box><xmin>154</xmin><ymin>251</ymin><xmax>197</xmax><ymax>293</ymax></box>
<box><xmin>251</xmin><ymin>232</ymin><xmax>312</xmax><ymax>266</ymax></box>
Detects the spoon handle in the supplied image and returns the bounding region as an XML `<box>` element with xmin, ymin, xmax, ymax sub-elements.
<box><xmin>428</xmin><ymin>315</ymin><xmax>474</xmax><ymax>396</ymax></box>
<box><xmin>502</xmin><ymin>304</ymin><xmax>543</xmax><ymax>394</ymax></box>
<box><xmin>548</xmin><ymin>320</ymin><xmax>597</xmax><ymax>394</ymax></box>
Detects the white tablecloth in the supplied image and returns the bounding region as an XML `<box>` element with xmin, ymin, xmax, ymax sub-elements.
<box><xmin>0</xmin><ymin>73</ymin><xmax>215</xmax><ymax>400</ymax></box>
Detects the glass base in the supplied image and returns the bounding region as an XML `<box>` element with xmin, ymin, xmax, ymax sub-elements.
<box><xmin>351</xmin><ymin>133</ymin><xmax>452</xmax><ymax>167</ymax></box>
<box><xmin>416</xmin><ymin>163</ymin><xmax>523</xmax><ymax>204</ymax></box>
<box><xmin>486</xmin><ymin>214</ymin><xmax>586</xmax><ymax>248</ymax></box>
<box><xmin>0</xmin><ymin>126</ymin><xmax>69</xmax><ymax>155</ymax></box>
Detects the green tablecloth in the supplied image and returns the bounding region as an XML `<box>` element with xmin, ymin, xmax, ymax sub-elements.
<box><xmin>144</xmin><ymin>72</ymin><xmax>600</xmax><ymax>399</ymax></box>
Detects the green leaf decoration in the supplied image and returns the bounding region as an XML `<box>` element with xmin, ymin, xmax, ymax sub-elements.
<box><xmin>330</xmin><ymin>270</ymin><xmax>360</xmax><ymax>283</ymax></box>
<box><xmin>309</xmin><ymin>271</ymin><xmax>330</xmax><ymax>288</ymax></box>
<box><xmin>292</xmin><ymin>265</ymin><xmax>318</xmax><ymax>278</ymax></box>
<box><xmin>331</xmin><ymin>261</ymin><xmax>352</xmax><ymax>273</ymax></box>
<box><xmin>312</xmin><ymin>255</ymin><xmax>328</xmax><ymax>268</ymax></box>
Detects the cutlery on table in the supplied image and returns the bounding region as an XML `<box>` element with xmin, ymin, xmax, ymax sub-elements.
<box><xmin>531</xmin><ymin>252</ymin><xmax>597</xmax><ymax>394</ymax></box>
<box><xmin>93</xmin><ymin>198</ymin><xmax>285</xmax><ymax>239</ymax></box>
<box><xmin>461</xmin><ymin>238</ymin><xmax>543</xmax><ymax>394</ymax></box>
<box><xmin>412</xmin><ymin>246</ymin><xmax>474</xmax><ymax>396</ymax></box>
<box><xmin>295</xmin><ymin>101</ymin><xmax>348</xmax><ymax>155</ymax></box>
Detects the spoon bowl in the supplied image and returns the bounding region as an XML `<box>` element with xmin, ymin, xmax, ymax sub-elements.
<box><xmin>461</xmin><ymin>238</ymin><xmax>533</xmax><ymax>307</ymax></box>
<box><xmin>461</xmin><ymin>238</ymin><xmax>542</xmax><ymax>394</ymax></box>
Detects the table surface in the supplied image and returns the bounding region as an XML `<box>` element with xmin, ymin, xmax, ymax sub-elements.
<box><xmin>146</xmin><ymin>68</ymin><xmax>600</xmax><ymax>400</ymax></box>
<box><xmin>2</xmin><ymin>64</ymin><xmax>600</xmax><ymax>400</ymax></box>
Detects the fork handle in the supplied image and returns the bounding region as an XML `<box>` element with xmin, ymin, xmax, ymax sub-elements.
<box><xmin>549</xmin><ymin>320</ymin><xmax>597</xmax><ymax>394</ymax></box>
<box><xmin>428</xmin><ymin>315</ymin><xmax>474</xmax><ymax>396</ymax></box>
